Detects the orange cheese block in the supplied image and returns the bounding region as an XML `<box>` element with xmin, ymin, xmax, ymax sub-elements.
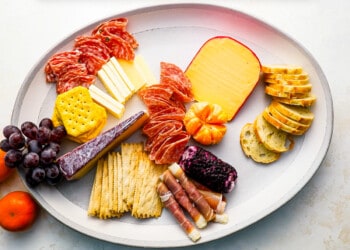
<box><xmin>185</xmin><ymin>36</ymin><xmax>261</xmax><ymax>120</ymax></box>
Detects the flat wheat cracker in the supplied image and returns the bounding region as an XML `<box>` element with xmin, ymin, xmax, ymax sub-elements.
<box><xmin>99</xmin><ymin>158</ymin><xmax>112</xmax><ymax>219</ymax></box>
<box><xmin>87</xmin><ymin>158</ymin><xmax>104</xmax><ymax>217</ymax></box>
<box><xmin>88</xmin><ymin>143</ymin><xmax>166</xmax><ymax>220</ymax></box>
<box><xmin>133</xmin><ymin>152</ymin><xmax>167</xmax><ymax>218</ymax></box>
<box><xmin>116</xmin><ymin>152</ymin><xmax>127</xmax><ymax>213</ymax></box>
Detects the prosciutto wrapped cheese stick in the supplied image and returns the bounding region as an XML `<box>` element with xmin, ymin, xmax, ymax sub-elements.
<box><xmin>157</xmin><ymin>182</ymin><xmax>201</xmax><ymax>242</ymax></box>
<box><xmin>168</xmin><ymin>163</ymin><xmax>215</xmax><ymax>222</ymax></box>
<box><xmin>160</xmin><ymin>170</ymin><xmax>207</xmax><ymax>228</ymax></box>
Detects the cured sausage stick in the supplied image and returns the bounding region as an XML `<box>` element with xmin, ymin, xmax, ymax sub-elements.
<box><xmin>168</xmin><ymin>163</ymin><xmax>215</xmax><ymax>222</ymax></box>
<box><xmin>160</xmin><ymin>170</ymin><xmax>207</xmax><ymax>229</ymax></box>
<box><xmin>157</xmin><ymin>182</ymin><xmax>201</xmax><ymax>242</ymax></box>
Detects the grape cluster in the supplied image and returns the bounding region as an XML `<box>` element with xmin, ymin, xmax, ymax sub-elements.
<box><xmin>0</xmin><ymin>118</ymin><xmax>67</xmax><ymax>187</ymax></box>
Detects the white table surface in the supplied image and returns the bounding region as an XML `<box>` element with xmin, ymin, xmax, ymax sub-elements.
<box><xmin>0</xmin><ymin>0</ymin><xmax>349</xmax><ymax>249</ymax></box>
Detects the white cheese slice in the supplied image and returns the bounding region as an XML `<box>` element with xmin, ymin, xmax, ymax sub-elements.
<box><xmin>97</xmin><ymin>69</ymin><xmax>124</xmax><ymax>103</ymax></box>
<box><xmin>102</xmin><ymin>64</ymin><xmax>132</xmax><ymax>101</ymax></box>
<box><xmin>89</xmin><ymin>85</ymin><xmax>125</xmax><ymax>119</ymax></box>
<box><xmin>134</xmin><ymin>55</ymin><xmax>158</xmax><ymax>86</ymax></box>
<box><xmin>110</xmin><ymin>57</ymin><xmax>136</xmax><ymax>93</ymax></box>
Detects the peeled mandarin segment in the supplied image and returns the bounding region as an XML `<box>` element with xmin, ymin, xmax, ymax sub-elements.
<box><xmin>185</xmin><ymin>36</ymin><xmax>261</xmax><ymax>120</ymax></box>
<box><xmin>193</xmin><ymin>126</ymin><xmax>213</xmax><ymax>145</ymax></box>
<box><xmin>183</xmin><ymin>116</ymin><xmax>203</xmax><ymax>135</ymax></box>
<box><xmin>206</xmin><ymin>104</ymin><xmax>229</xmax><ymax>123</ymax></box>
<box><xmin>192</xmin><ymin>102</ymin><xmax>211</xmax><ymax>121</ymax></box>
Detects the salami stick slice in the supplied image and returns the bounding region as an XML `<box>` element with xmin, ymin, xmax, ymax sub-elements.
<box><xmin>168</xmin><ymin>163</ymin><xmax>215</xmax><ymax>222</ymax></box>
<box><xmin>157</xmin><ymin>182</ymin><xmax>201</xmax><ymax>242</ymax></box>
<box><xmin>160</xmin><ymin>170</ymin><xmax>207</xmax><ymax>229</ymax></box>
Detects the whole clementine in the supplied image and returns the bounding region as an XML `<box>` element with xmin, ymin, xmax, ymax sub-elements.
<box><xmin>0</xmin><ymin>149</ymin><xmax>15</xmax><ymax>183</ymax></box>
<box><xmin>0</xmin><ymin>191</ymin><xmax>39</xmax><ymax>232</ymax></box>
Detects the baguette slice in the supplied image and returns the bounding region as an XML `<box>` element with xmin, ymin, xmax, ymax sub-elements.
<box><xmin>254</xmin><ymin>113</ymin><xmax>294</xmax><ymax>153</ymax></box>
<box><xmin>267</xmin><ymin>104</ymin><xmax>311</xmax><ymax>131</ymax></box>
<box><xmin>264</xmin><ymin>78</ymin><xmax>309</xmax><ymax>86</ymax></box>
<box><xmin>240</xmin><ymin>123</ymin><xmax>280</xmax><ymax>164</ymax></box>
<box><xmin>263</xmin><ymin>72</ymin><xmax>309</xmax><ymax>81</ymax></box>
<box><xmin>262</xmin><ymin>65</ymin><xmax>303</xmax><ymax>74</ymax></box>
<box><xmin>265</xmin><ymin>85</ymin><xmax>309</xmax><ymax>99</ymax></box>
<box><xmin>272</xmin><ymin>94</ymin><xmax>317</xmax><ymax>107</ymax></box>
<box><xmin>266</xmin><ymin>83</ymin><xmax>312</xmax><ymax>94</ymax></box>
<box><xmin>271</xmin><ymin>101</ymin><xmax>314</xmax><ymax>124</ymax></box>
<box><xmin>262</xmin><ymin>108</ymin><xmax>306</xmax><ymax>135</ymax></box>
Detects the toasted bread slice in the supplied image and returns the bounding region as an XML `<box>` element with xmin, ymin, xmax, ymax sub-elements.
<box><xmin>272</xmin><ymin>94</ymin><xmax>316</xmax><ymax>107</ymax></box>
<box><xmin>271</xmin><ymin>101</ymin><xmax>314</xmax><ymax>125</ymax></box>
<box><xmin>263</xmin><ymin>72</ymin><xmax>309</xmax><ymax>81</ymax></box>
<box><xmin>266</xmin><ymin>83</ymin><xmax>312</xmax><ymax>94</ymax></box>
<box><xmin>254</xmin><ymin>113</ymin><xmax>294</xmax><ymax>153</ymax></box>
<box><xmin>262</xmin><ymin>108</ymin><xmax>306</xmax><ymax>135</ymax></box>
<box><xmin>267</xmin><ymin>104</ymin><xmax>311</xmax><ymax>131</ymax></box>
<box><xmin>265</xmin><ymin>85</ymin><xmax>309</xmax><ymax>99</ymax></box>
<box><xmin>264</xmin><ymin>78</ymin><xmax>309</xmax><ymax>86</ymax></box>
<box><xmin>262</xmin><ymin>65</ymin><xmax>303</xmax><ymax>74</ymax></box>
<box><xmin>240</xmin><ymin>123</ymin><xmax>280</xmax><ymax>163</ymax></box>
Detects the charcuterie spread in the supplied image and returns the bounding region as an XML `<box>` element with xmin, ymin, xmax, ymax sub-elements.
<box><xmin>0</xmin><ymin>17</ymin><xmax>317</xmax><ymax>243</ymax></box>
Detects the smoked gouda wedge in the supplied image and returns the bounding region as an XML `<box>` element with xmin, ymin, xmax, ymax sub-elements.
<box><xmin>185</xmin><ymin>36</ymin><xmax>261</xmax><ymax>120</ymax></box>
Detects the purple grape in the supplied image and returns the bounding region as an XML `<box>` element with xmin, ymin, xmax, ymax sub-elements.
<box><xmin>25</xmin><ymin>169</ymin><xmax>39</xmax><ymax>187</ymax></box>
<box><xmin>4</xmin><ymin>149</ymin><xmax>23</xmax><ymax>168</ymax></box>
<box><xmin>3</xmin><ymin>125</ymin><xmax>21</xmax><ymax>139</ymax></box>
<box><xmin>23</xmin><ymin>152</ymin><xmax>40</xmax><ymax>168</ymax></box>
<box><xmin>45</xmin><ymin>172</ymin><xmax>62</xmax><ymax>186</ymax></box>
<box><xmin>21</xmin><ymin>121</ymin><xmax>38</xmax><ymax>139</ymax></box>
<box><xmin>27</xmin><ymin>139</ymin><xmax>42</xmax><ymax>154</ymax></box>
<box><xmin>39</xmin><ymin>118</ymin><xmax>53</xmax><ymax>130</ymax></box>
<box><xmin>31</xmin><ymin>167</ymin><xmax>45</xmax><ymax>183</ymax></box>
<box><xmin>45</xmin><ymin>142</ymin><xmax>60</xmax><ymax>154</ymax></box>
<box><xmin>50</xmin><ymin>125</ymin><xmax>66</xmax><ymax>143</ymax></box>
<box><xmin>40</xmin><ymin>147</ymin><xmax>56</xmax><ymax>165</ymax></box>
<box><xmin>0</xmin><ymin>139</ymin><xmax>11</xmax><ymax>152</ymax></box>
<box><xmin>45</xmin><ymin>163</ymin><xmax>60</xmax><ymax>179</ymax></box>
<box><xmin>36</xmin><ymin>126</ymin><xmax>51</xmax><ymax>145</ymax></box>
<box><xmin>8</xmin><ymin>132</ymin><xmax>25</xmax><ymax>149</ymax></box>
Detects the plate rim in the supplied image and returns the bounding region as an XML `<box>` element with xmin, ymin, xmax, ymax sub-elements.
<box><xmin>11</xmin><ymin>3</ymin><xmax>334</xmax><ymax>248</ymax></box>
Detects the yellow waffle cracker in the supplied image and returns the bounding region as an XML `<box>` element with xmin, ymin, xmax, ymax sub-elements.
<box><xmin>52</xmin><ymin>86</ymin><xmax>107</xmax><ymax>142</ymax></box>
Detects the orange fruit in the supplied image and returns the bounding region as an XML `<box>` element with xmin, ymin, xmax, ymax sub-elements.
<box><xmin>0</xmin><ymin>191</ymin><xmax>39</xmax><ymax>232</ymax></box>
<box><xmin>0</xmin><ymin>149</ymin><xmax>15</xmax><ymax>183</ymax></box>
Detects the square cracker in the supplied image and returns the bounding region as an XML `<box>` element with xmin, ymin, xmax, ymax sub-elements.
<box><xmin>54</xmin><ymin>86</ymin><xmax>106</xmax><ymax>138</ymax></box>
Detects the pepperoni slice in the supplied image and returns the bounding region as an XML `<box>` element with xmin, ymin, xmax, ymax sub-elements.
<box><xmin>160</xmin><ymin>62</ymin><xmax>193</xmax><ymax>103</ymax></box>
<box><xmin>78</xmin><ymin>51</ymin><xmax>106</xmax><ymax>75</ymax></box>
<box><xmin>74</xmin><ymin>35</ymin><xmax>111</xmax><ymax>60</ymax></box>
<box><xmin>58</xmin><ymin>63</ymin><xmax>88</xmax><ymax>80</ymax></box>
<box><xmin>143</xmin><ymin>120</ymin><xmax>183</xmax><ymax>141</ymax></box>
<box><xmin>151</xmin><ymin>132</ymin><xmax>191</xmax><ymax>164</ymax></box>
<box><xmin>138</xmin><ymin>84</ymin><xmax>173</xmax><ymax>101</ymax></box>
<box><xmin>92</xmin><ymin>17</ymin><xmax>137</xmax><ymax>60</ymax></box>
<box><xmin>91</xmin><ymin>17</ymin><xmax>128</xmax><ymax>35</ymax></box>
<box><xmin>45</xmin><ymin>51</ymin><xmax>82</xmax><ymax>82</ymax></box>
<box><xmin>56</xmin><ymin>75</ymin><xmax>96</xmax><ymax>94</ymax></box>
